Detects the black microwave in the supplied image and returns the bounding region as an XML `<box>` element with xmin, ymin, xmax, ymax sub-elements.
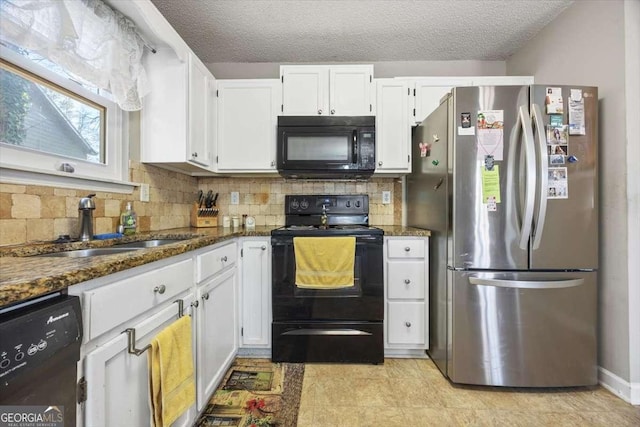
<box><xmin>277</xmin><ymin>116</ymin><xmax>375</xmax><ymax>179</ymax></box>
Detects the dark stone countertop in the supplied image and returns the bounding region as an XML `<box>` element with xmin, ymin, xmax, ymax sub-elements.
<box><xmin>0</xmin><ymin>225</ymin><xmax>430</xmax><ymax>308</ymax></box>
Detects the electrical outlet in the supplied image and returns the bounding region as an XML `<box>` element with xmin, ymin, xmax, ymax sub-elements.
<box><xmin>382</xmin><ymin>191</ymin><xmax>391</xmax><ymax>204</ymax></box>
<box><xmin>231</xmin><ymin>191</ymin><xmax>239</xmax><ymax>205</ymax></box>
<box><xmin>139</xmin><ymin>183</ymin><xmax>150</xmax><ymax>202</ymax></box>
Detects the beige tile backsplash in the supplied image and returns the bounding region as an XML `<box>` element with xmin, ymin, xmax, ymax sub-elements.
<box><xmin>0</xmin><ymin>162</ymin><xmax>401</xmax><ymax>246</ymax></box>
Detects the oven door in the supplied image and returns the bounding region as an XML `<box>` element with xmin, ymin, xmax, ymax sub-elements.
<box><xmin>271</xmin><ymin>234</ymin><xmax>383</xmax><ymax>322</ymax></box>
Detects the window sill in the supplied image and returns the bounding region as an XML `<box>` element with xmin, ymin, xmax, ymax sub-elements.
<box><xmin>0</xmin><ymin>164</ymin><xmax>137</xmax><ymax>194</ymax></box>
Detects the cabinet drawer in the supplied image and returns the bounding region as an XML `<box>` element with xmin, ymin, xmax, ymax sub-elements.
<box><xmin>85</xmin><ymin>259</ymin><xmax>193</xmax><ymax>340</ymax></box>
<box><xmin>387</xmin><ymin>239</ymin><xmax>425</xmax><ymax>259</ymax></box>
<box><xmin>196</xmin><ymin>241</ymin><xmax>237</xmax><ymax>283</ymax></box>
<box><xmin>387</xmin><ymin>261</ymin><xmax>425</xmax><ymax>299</ymax></box>
<box><xmin>387</xmin><ymin>301</ymin><xmax>426</xmax><ymax>346</ymax></box>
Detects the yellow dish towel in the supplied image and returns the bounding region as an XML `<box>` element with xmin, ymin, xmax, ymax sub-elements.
<box><xmin>294</xmin><ymin>236</ymin><xmax>356</xmax><ymax>289</ymax></box>
<box><xmin>148</xmin><ymin>315</ymin><xmax>195</xmax><ymax>427</ymax></box>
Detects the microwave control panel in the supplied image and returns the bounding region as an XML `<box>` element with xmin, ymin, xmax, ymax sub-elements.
<box><xmin>359</xmin><ymin>131</ymin><xmax>375</xmax><ymax>169</ymax></box>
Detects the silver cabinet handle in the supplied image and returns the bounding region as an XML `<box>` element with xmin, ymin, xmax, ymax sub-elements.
<box><xmin>318</xmin><ymin>109</ymin><xmax>322</xmax><ymax>115</ymax></box>
<box><xmin>191</xmin><ymin>300</ymin><xmax>199</xmax><ymax>308</ymax></box>
<box><xmin>404</xmin><ymin>279</ymin><xmax>411</xmax><ymax>284</ymax></box>
<box><xmin>405</xmin><ymin>322</ymin><xmax>412</xmax><ymax>327</ymax></box>
<box><xmin>221</xmin><ymin>256</ymin><xmax>227</xmax><ymax>262</ymax></box>
<box><xmin>261</xmin><ymin>245</ymin><xmax>266</xmax><ymax>250</ymax></box>
<box><xmin>378</xmin><ymin>161</ymin><xmax>383</xmax><ymax>166</ymax></box>
<box><xmin>202</xmin><ymin>293</ymin><xmax>210</xmax><ymax>301</ymax></box>
<box><xmin>330</xmin><ymin>109</ymin><xmax>335</xmax><ymax>115</ymax></box>
<box><xmin>270</xmin><ymin>160</ymin><xmax>275</xmax><ymax>167</ymax></box>
<box><xmin>192</xmin><ymin>152</ymin><xmax>198</xmax><ymax>158</ymax></box>
<box><xmin>404</xmin><ymin>247</ymin><xmax>411</xmax><ymax>252</ymax></box>
<box><xmin>153</xmin><ymin>285</ymin><xmax>166</xmax><ymax>294</ymax></box>
<box><xmin>469</xmin><ymin>277</ymin><xmax>584</xmax><ymax>289</ymax></box>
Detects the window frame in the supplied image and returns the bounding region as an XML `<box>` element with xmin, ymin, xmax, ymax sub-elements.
<box><xmin>0</xmin><ymin>45</ymin><xmax>134</xmax><ymax>193</ymax></box>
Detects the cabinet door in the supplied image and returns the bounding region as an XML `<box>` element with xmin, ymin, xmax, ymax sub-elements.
<box><xmin>471</xmin><ymin>76</ymin><xmax>534</xmax><ymax>86</ymax></box>
<box><xmin>414</xmin><ymin>77</ymin><xmax>473</xmax><ymax>123</ymax></box>
<box><xmin>281</xmin><ymin>66</ymin><xmax>328</xmax><ymax>115</ymax></box>
<box><xmin>329</xmin><ymin>65</ymin><xmax>373</xmax><ymax>116</ymax></box>
<box><xmin>387</xmin><ymin>301</ymin><xmax>426</xmax><ymax>347</ymax></box>
<box><xmin>196</xmin><ymin>268</ymin><xmax>238</xmax><ymax>410</ymax></box>
<box><xmin>216</xmin><ymin>80</ymin><xmax>280</xmax><ymax>171</ymax></box>
<box><xmin>188</xmin><ymin>54</ymin><xmax>211</xmax><ymax>166</ymax></box>
<box><xmin>240</xmin><ymin>239</ymin><xmax>271</xmax><ymax>347</ymax></box>
<box><xmin>84</xmin><ymin>296</ymin><xmax>195</xmax><ymax>427</ymax></box>
<box><xmin>375</xmin><ymin>79</ymin><xmax>412</xmax><ymax>173</ymax></box>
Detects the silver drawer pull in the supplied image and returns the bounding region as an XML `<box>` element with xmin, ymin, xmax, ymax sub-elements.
<box><xmin>404</xmin><ymin>279</ymin><xmax>411</xmax><ymax>284</ymax></box>
<box><xmin>221</xmin><ymin>256</ymin><xmax>227</xmax><ymax>262</ymax></box>
<box><xmin>405</xmin><ymin>321</ymin><xmax>412</xmax><ymax>328</ymax></box>
<box><xmin>261</xmin><ymin>245</ymin><xmax>266</xmax><ymax>250</ymax></box>
<box><xmin>153</xmin><ymin>285</ymin><xmax>166</xmax><ymax>294</ymax></box>
<box><xmin>404</xmin><ymin>247</ymin><xmax>411</xmax><ymax>252</ymax></box>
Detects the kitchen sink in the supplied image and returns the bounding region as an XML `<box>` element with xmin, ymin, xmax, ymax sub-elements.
<box><xmin>113</xmin><ymin>239</ymin><xmax>188</xmax><ymax>248</ymax></box>
<box><xmin>35</xmin><ymin>247</ymin><xmax>139</xmax><ymax>258</ymax></box>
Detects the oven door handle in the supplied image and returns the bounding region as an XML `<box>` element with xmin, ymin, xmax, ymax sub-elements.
<box><xmin>282</xmin><ymin>328</ymin><xmax>372</xmax><ymax>336</ymax></box>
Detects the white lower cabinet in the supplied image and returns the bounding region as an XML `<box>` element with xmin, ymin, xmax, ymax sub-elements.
<box><xmin>239</xmin><ymin>238</ymin><xmax>271</xmax><ymax>348</ymax></box>
<box><xmin>195</xmin><ymin>267</ymin><xmax>238</xmax><ymax>410</ymax></box>
<box><xmin>384</xmin><ymin>236</ymin><xmax>430</xmax><ymax>355</ymax></box>
<box><xmin>83</xmin><ymin>292</ymin><xmax>196</xmax><ymax>427</ymax></box>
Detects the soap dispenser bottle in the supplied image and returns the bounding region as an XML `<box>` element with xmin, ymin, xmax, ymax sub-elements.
<box><xmin>120</xmin><ymin>202</ymin><xmax>137</xmax><ymax>235</ymax></box>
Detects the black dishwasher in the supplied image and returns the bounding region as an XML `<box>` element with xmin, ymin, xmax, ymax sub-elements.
<box><xmin>0</xmin><ymin>294</ymin><xmax>82</xmax><ymax>426</ymax></box>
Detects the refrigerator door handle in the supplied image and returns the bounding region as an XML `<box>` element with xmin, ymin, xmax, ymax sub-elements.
<box><xmin>531</xmin><ymin>103</ymin><xmax>549</xmax><ymax>250</ymax></box>
<box><xmin>469</xmin><ymin>277</ymin><xmax>584</xmax><ymax>289</ymax></box>
<box><xmin>517</xmin><ymin>105</ymin><xmax>536</xmax><ymax>250</ymax></box>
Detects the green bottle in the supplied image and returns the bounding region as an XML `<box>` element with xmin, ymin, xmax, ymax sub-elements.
<box><xmin>120</xmin><ymin>202</ymin><xmax>137</xmax><ymax>235</ymax></box>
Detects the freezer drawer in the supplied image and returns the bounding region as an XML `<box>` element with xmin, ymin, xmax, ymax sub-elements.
<box><xmin>450</xmin><ymin>270</ymin><xmax>597</xmax><ymax>387</ymax></box>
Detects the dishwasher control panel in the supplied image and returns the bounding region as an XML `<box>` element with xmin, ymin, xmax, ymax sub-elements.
<box><xmin>0</xmin><ymin>295</ymin><xmax>82</xmax><ymax>384</ymax></box>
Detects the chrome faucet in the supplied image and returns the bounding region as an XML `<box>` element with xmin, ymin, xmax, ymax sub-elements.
<box><xmin>320</xmin><ymin>204</ymin><xmax>328</xmax><ymax>228</ymax></box>
<box><xmin>78</xmin><ymin>194</ymin><xmax>96</xmax><ymax>241</ymax></box>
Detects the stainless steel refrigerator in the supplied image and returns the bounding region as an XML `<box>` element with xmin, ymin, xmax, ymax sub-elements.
<box><xmin>407</xmin><ymin>85</ymin><xmax>598</xmax><ymax>387</ymax></box>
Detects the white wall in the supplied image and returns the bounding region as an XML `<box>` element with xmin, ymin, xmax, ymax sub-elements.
<box><xmin>508</xmin><ymin>0</ymin><xmax>638</xmax><ymax>403</ymax></box>
<box><xmin>207</xmin><ymin>60</ymin><xmax>505</xmax><ymax>79</ymax></box>
<box><xmin>623</xmin><ymin>0</ymin><xmax>640</xmax><ymax>403</ymax></box>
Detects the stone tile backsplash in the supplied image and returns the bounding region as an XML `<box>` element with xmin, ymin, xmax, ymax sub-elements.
<box><xmin>0</xmin><ymin>162</ymin><xmax>401</xmax><ymax>246</ymax></box>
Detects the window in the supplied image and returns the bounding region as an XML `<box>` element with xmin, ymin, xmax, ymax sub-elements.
<box><xmin>0</xmin><ymin>45</ymin><xmax>129</xmax><ymax>189</ymax></box>
<box><xmin>1</xmin><ymin>57</ymin><xmax>105</xmax><ymax>164</ymax></box>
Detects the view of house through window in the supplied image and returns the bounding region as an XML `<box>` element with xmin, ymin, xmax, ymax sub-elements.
<box><xmin>0</xmin><ymin>58</ymin><xmax>105</xmax><ymax>164</ymax></box>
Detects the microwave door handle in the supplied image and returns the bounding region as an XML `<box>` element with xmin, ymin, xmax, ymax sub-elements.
<box><xmin>352</xmin><ymin>130</ymin><xmax>358</xmax><ymax>163</ymax></box>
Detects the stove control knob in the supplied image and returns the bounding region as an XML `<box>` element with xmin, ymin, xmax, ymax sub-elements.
<box><xmin>291</xmin><ymin>200</ymin><xmax>299</xmax><ymax>210</ymax></box>
<box><xmin>300</xmin><ymin>199</ymin><xmax>309</xmax><ymax>210</ymax></box>
<box><xmin>355</xmin><ymin>200</ymin><xmax>361</xmax><ymax>208</ymax></box>
<box><xmin>346</xmin><ymin>201</ymin><xmax>351</xmax><ymax>208</ymax></box>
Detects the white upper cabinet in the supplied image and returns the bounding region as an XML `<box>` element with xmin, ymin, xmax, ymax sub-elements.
<box><xmin>413</xmin><ymin>77</ymin><xmax>473</xmax><ymax>124</ymax></box>
<box><xmin>374</xmin><ymin>79</ymin><xmax>413</xmax><ymax>174</ymax></box>
<box><xmin>281</xmin><ymin>65</ymin><xmax>374</xmax><ymax>116</ymax></box>
<box><xmin>471</xmin><ymin>75</ymin><xmax>535</xmax><ymax>86</ymax></box>
<box><xmin>140</xmin><ymin>50</ymin><xmax>216</xmax><ymax>174</ymax></box>
<box><xmin>215</xmin><ymin>79</ymin><xmax>280</xmax><ymax>172</ymax></box>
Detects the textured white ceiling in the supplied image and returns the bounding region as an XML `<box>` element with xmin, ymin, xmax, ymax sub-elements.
<box><xmin>149</xmin><ymin>0</ymin><xmax>573</xmax><ymax>64</ymax></box>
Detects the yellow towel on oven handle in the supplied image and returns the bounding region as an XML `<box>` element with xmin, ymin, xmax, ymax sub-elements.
<box><xmin>148</xmin><ymin>315</ymin><xmax>195</xmax><ymax>427</ymax></box>
<box><xmin>294</xmin><ymin>236</ymin><xmax>356</xmax><ymax>289</ymax></box>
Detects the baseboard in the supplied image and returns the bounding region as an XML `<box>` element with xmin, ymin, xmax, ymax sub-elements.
<box><xmin>384</xmin><ymin>348</ymin><xmax>429</xmax><ymax>358</ymax></box>
<box><xmin>237</xmin><ymin>347</ymin><xmax>271</xmax><ymax>358</ymax></box>
<box><xmin>598</xmin><ymin>366</ymin><xmax>640</xmax><ymax>405</ymax></box>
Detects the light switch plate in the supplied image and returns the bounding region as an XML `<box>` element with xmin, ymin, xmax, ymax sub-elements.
<box><xmin>139</xmin><ymin>183</ymin><xmax>150</xmax><ymax>202</ymax></box>
<box><xmin>231</xmin><ymin>192</ymin><xmax>239</xmax><ymax>205</ymax></box>
<box><xmin>382</xmin><ymin>191</ymin><xmax>391</xmax><ymax>204</ymax></box>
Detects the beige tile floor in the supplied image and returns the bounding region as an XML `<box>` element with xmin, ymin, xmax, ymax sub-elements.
<box><xmin>296</xmin><ymin>358</ymin><xmax>640</xmax><ymax>427</ymax></box>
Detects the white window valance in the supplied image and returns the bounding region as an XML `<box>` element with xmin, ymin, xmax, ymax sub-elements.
<box><xmin>0</xmin><ymin>0</ymin><xmax>149</xmax><ymax>111</ymax></box>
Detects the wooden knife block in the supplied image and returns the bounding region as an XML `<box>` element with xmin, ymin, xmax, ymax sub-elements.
<box><xmin>190</xmin><ymin>203</ymin><xmax>218</xmax><ymax>228</ymax></box>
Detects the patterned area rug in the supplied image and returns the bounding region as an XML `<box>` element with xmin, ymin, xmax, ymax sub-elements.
<box><xmin>196</xmin><ymin>358</ymin><xmax>305</xmax><ymax>427</ymax></box>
